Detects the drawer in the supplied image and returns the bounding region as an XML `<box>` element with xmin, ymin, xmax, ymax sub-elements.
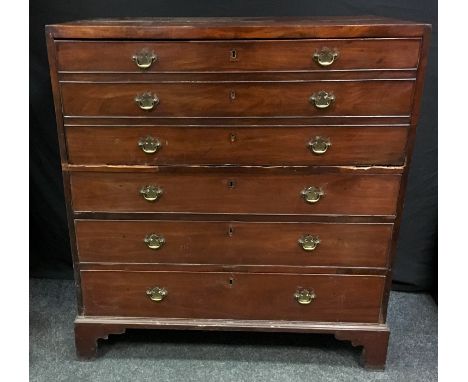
<box><xmin>80</xmin><ymin>271</ymin><xmax>385</xmax><ymax>322</ymax></box>
<box><xmin>66</xmin><ymin>126</ymin><xmax>408</xmax><ymax>166</ymax></box>
<box><xmin>75</xmin><ymin>220</ymin><xmax>393</xmax><ymax>268</ymax></box>
<box><xmin>56</xmin><ymin>39</ymin><xmax>421</xmax><ymax>72</ymax></box>
<box><xmin>70</xmin><ymin>172</ymin><xmax>401</xmax><ymax>216</ymax></box>
<box><xmin>60</xmin><ymin>81</ymin><xmax>414</xmax><ymax>117</ymax></box>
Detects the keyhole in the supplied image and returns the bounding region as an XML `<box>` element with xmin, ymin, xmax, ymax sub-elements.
<box><xmin>229</xmin><ymin>133</ymin><xmax>237</xmax><ymax>143</ymax></box>
<box><xmin>229</xmin><ymin>90</ymin><xmax>236</xmax><ymax>101</ymax></box>
<box><xmin>230</xmin><ymin>49</ymin><xmax>238</xmax><ymax>61</ymax></box>
<box><xmin>227</xmin><ymin>179</ymin><xmax>236</xmax><ymax>189</ymax></box>
<box><xmin>229</xmin><ymin>277</ymin><xmax>234</xmax><ymax>286</ymax></box>
<box><xmin>228</xmin><ymin>225</ymin><xmax>234</xmax><ymax>237</ymax></box>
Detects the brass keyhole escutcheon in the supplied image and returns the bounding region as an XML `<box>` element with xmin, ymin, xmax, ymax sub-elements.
<box><xmin>298</xmin><ymin>235</ymin><xmax>321</xmax><ymax>251</ymax></box>
<box><xmin>308</xmin><ymin>136</ymin><xmax>331</xmax><ymax>155</ymax></box>
<box><xmin>140</xmin><ymin>185</ymin><xmax>164</xmax><ymax>202</ymax></box>
<box><xmin>146</xmin><ymin>286</ymin><xmax>167</xmax><ymax>302</ymax></box>
<box><xmin>229</xmin><ymin>133</ymin><xmax>237</xmax><ymax>143</ymax></box>
<box><xmin>144</xmin><ymin>233</ymin><xmax>166</xmax><ymax>250</ymax></box>
<box><xmin>230</xmin><ymin>49</ymin><xmax>238</xmax><ymax>61</ymax></box>
<box><xmin>301</xmin><ymin>186</ymin><xmax>325</xmax><ymax>204</ymax></box>
<box><xmin>294</xmin><ymin>288</ymin><xmax>316</xmax><ymax>305</ymax></box>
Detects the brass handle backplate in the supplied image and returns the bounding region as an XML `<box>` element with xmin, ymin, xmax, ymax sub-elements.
<box><xmin>313</xmin><ymin>47</ymin><xmax>339</xmax><ymax>67</ymax></box>
<box><xmin>132</xmin><ymin>49</ymin><xmax>157</xmax><ymax>69</ymax></box>
<box><xmin>308</xmin><ymin>136</ymin><xmax>331</xmax><ymax>155</ymax></box>
<box><xmin>294</xmin><ymin>288</ymin><xmax>316</xmax><ymax>305</ymax></box>
<box><xmin>146</xmin><ymin>286</ymin><xmax>167</xmax><ymax>302</ymax></box>
<box><xmin>140</xmin><ymin>185</ymin><xmax>163</xmax><ymax>202</ymax></box>
<box><xmin>138</xmin><ymin>136</ymin><xmax>162</xmax><ymax>154</ymax></box>
<box><xmin>298</xmin><ymin>235</ymin><xmax>321</xmax><ymax>251</ymax></box>
<box><xmin>135</xmin><ymin>92</ymin><xmax>159</xmax><ymax>111</ymax></box>
<box><xmin>301</xmin><ymin>186</ymin><xmax>324</xmax><ymax>204</ymax></box>
<box><xmin>309</xmin><ymin>91</ymin><xmax>335</xmax><ymax>109</ymax></box>
<box><xmin>144</xmin><ymin>233</ymin><xmax>166</xmax><ymax>250</ymax></box>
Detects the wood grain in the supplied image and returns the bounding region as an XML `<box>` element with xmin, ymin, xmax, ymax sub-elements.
<box><xmin>45</xmin><ymin>16</ymin><xmax>429</xmax><ymax>39</ymax></box>
<box><xmin>64</xmin><ymin>116</ymin><xmax>411</xmax><ymax>126</ymax></box>
<box><xmin>70</xmin><ymin>171</ymin><xmax>401</xmax><ymax>216</ymax></box>
<box><xmin>64</xmin><ymin>164</ymin><xmax>404</xmax><ymax>175</ymax></box>
<box><xmin>74</xmin><ymin>315</ymin><xmax>389</xmax><ymax>369</ymax></box>
<box><xmin>59</xmin><ymin>70</ymin><xmax>417</xmax><ymax>83</ymax></box>
<box><xmin>56</xmin><ymin>39</ymin><xmax>420</xmax><ymax>72</ymax></box>
<box><xmin>78</xmin><ymin>263</ymin><xmax>389</xmax><ymax>275</ymax></box>
<box><xmin>75</xmin><ymin>220</ymin><xmax>393</xmax><ymax>267</ymax></box>
<box><xmin>66</xmin><ymin>126</ymin><xmax>408</xmax><ymax>166</ymax></box>
<box><xmin>80</xmin><ymin>270</ymin><xmax>385</xmax><ymax>322</ymax></box>
<box><xmin>45</xmin><ymin>17</ymin><xmax>431</xmax><ymax>367</ymax></box>
<box><xmin>60</xmin><ymin>81</ymin><xmax>415</xmax><ymax>117</ymax></box>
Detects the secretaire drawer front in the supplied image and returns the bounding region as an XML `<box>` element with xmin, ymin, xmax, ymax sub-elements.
<box><xmin>81</xmin><ymin>271</ymin><xmax>384</xmax><ymax>322</ymax></box>
<box><xmin>56</xmin><ymin>39</ymin><xmax>421</xmax><ymax>72</ymax></box>
<box><xmin>75</xmin><ymin>220</ymin><xmax>393</xmax><ymax>267</ymax></box>
<box><xmin>66</xmin><ymin>126</ymin><xmax>408</xmax><ymax>166</ymax></box>
<box><xmin>70</xmin><ymin>172</ymin><xmax>401</xmax><ymax>216</ymax></box>
<box><xmin>60</xmin><ymin>81</ymin><xmax>414</xmax><ymax>117</ymax></box>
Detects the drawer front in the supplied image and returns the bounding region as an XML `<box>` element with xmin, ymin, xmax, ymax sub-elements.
<box><xmin>70</xmin><ymin>172</ymin><xmax>400</xmax><ymax>216</ymax></box>
<box><xmin>81</xmin><ymin>271</ymin><xmax>384</xmax><ymax>322</ymax></box>
<box><xmin>56</xmin><ymin>39</ymin><xmax>420</xmax><ymax>72</ymax></box>
<box><xmin>61</xmin><ymin>81</ymin><xmax>414</xmax><ymax>117</ymax></box>
<box><xmin>67</xmin><ymin>126</ymin><xmax>408</xmax><ymax>166</ymax></box>
<box><xmin>76</xmin><ymin>220</ymin><xmax>392</xmax><ymax>267</ymax></box>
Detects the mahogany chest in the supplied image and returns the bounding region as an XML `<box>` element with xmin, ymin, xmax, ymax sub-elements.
<box><xmin>45</xmin><ymin>17</ymin><xmax>430</xmax><ymax>369</ymax></box>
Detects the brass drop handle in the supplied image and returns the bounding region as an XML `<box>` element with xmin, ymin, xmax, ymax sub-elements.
<box><xmin>313</xmin><ymin>47</ymin><xmax>339</xmax><ymax>67</ymax></box>
<box><xmin>135</xmin><ymin>92</ymin><xmax>159</xmax><ymax>111</ymax></box>
<box><xmin>308</xmin><ymin>136</ymin><xmax>331</xmax><ymax>155</ymax></box>
<box><xmin>146</xmin><ymin>286</ymin><xmax>167</xmax><ymax>302</ymax></box>
<box><xmin>132</xmin><ymin>49</ymin><xmax>157</xmax><ymax>69</ymax></box>
<box><xmin>298</xmin><ymin>235</ymin><xmax>321</xmax><ymax>251</ymax></box>
<box><xmin>309</xmin><ymin>91</ymin><xmax>335</xmax><ymax>109</ymax></box>
<box><xmin>294</xmin><ymin>288</ymin><xmax>316</xmax><ymax>305</ymax></box>
<box><xmin>144</xmin><ymin>233</ymin><xmax>165</xmax><ymax>250</ymax></box>
<box><xmin>301</xmin><ymin>186</ymin><xmax>324</xmax><ymax>204</ymax></box>
<box><xmin>140</xmin><ymin>185</ymin><xmax>163</xmax><ymax>202</ymax></box>
<box><xmin>138</xmin><ymin>136</ymin><xmax>162</xmax><ymax>154</ymax></box>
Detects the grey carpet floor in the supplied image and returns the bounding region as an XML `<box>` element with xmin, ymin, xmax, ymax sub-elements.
<box><xmin>29</xmin><ymin>279</ymin><xmax>437</xmax><ymax>382</ymax></box>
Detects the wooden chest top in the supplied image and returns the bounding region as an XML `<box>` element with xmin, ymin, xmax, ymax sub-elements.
<box><xmin>46</xmin><ymin>16</ymin><xmax>429</xmax><ymax>39</ymax></box>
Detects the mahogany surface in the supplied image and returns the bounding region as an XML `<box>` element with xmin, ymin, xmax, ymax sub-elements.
<box><xmin>70</xmin><ymin>171</ymin><xmax>401</xmax><ymax>215</ymax></box>
<box><xmin>75</xmin><ymin>220</ymin><xmax>393</xmax><ymax>268</ymax></box>
<box><xmin>61</xmin><ymin>81</ymin><xmax>414</xmax><ymax>118</ymax></box>
<box><xmin>56</xmin><ymin>39</ymin><xmax>421</xmax><ymax>72</ymax></box>
<box><xmin>45</xmin><ymin>16</ymin><xmax>431</xmax><ymax>368</ymax></box>
<box><xmin>46</xmin><ymin>16</ymin><xmax>429</xmax><ymax>39</ymax></box>
<box><xmin>66</xmin><ymin>125</ymin><xmax>408</xmax><ymax>166</ymax></box>
<box><xmin>80</xmin><ymin>271</ymin><xmax>385</xmax><ymax>322</ymax></box>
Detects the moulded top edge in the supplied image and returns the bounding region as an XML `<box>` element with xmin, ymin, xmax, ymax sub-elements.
<box><xmin>45</xmin><ymin>17</ymin><xmax>431</xmax><ymax>40</ymax></box>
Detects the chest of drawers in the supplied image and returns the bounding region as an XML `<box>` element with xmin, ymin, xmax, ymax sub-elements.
<box><xmin>45</xmin><ymin>17</ymin><xmax>430</xmax><ymax>369</ymax></box>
